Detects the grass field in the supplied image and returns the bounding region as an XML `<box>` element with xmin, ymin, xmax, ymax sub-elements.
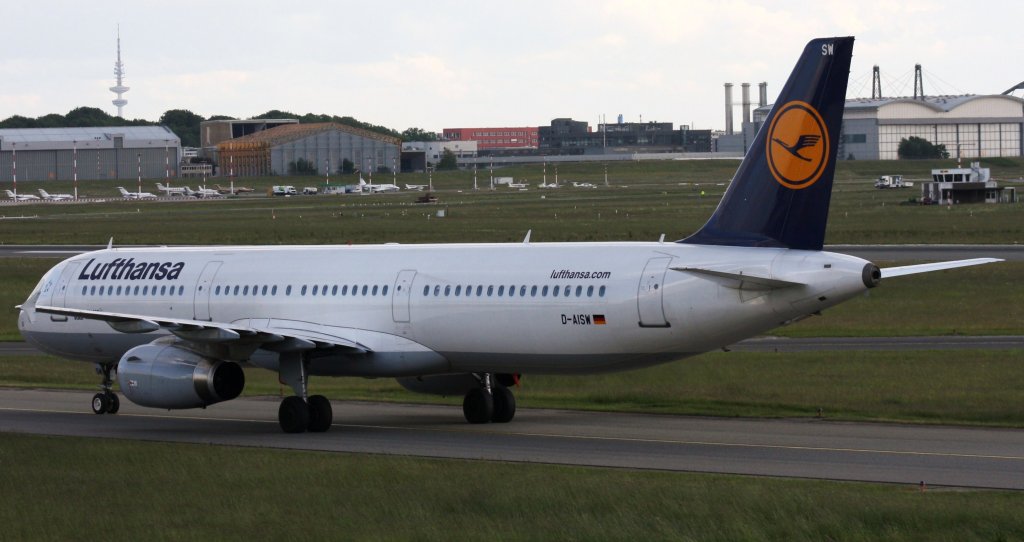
<box><xmin>2</xmin><ymin>158</ymin><xmax>1023</xmax><ymax>245</ymax></box>
<box><xmin>1</xmin><ymin>433</ymin><xmax>1021</xmax><ymax>542</ymax></box>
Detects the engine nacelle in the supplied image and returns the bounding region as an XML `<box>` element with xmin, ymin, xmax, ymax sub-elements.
<box><xmin>116</xmin><ymin>344</ymin><xmax>245</xmax><ymax>409</ymax></box>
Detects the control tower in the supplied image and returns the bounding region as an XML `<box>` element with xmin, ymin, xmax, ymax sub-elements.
<box><xmin>110</xmin><ymin>28</ymin><xmax>129</xmax><ymax>118</ymax></box>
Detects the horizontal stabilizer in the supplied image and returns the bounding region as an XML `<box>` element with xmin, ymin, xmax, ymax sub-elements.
<box><xmin>671</xmin><ymin>266</ymin><xmax>806</xmax><ymax>290</ymax></box>
<box><xmin>880</xmin><ymin>258</ymin><xmax>1003</xmax><ymax>278</ymax></box>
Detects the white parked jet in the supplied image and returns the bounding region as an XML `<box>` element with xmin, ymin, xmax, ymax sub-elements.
<box><xmin>156</xmin><ymin>183</ymin><xmax>187</xmax><ymax>197</ymax></box>
<box><xmin>405</xmin><ymin>184</ymin><xmax>428</xmax><ymax>191</ymax></box>
<box><xmin>185</xmin><ymin>186</ymin><xmax>223</xmax><ymax>198</ymax></box>
<box><xmin>571</xmin><ymin>182</ymin><xmax>597</xmax><ymax>189</ymax></box>
<box><xmin>117</xmin><ymin>186</ymin><xmax>157</xmax><ymax>200</ymax></box>
<box><xmin>18</xmin><ymin>37</ymin><xmax>1001</xmax><ymax>435</ymax></box>
<box><xmin>4</xmin><ymin>189</ymin><xmax>40</xmax><ymax>201</ymax></box>
<box><xmin>360</xmin><ymin>178</ymin><xmax>400</xmax><ymax>193</ymax></box>
<box><xmin>38</xmin><ymin>189</ymin><xmax>74</xmax><ymax>201</ymax></box>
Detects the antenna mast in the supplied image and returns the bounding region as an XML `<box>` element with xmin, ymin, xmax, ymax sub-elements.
<box><xmin>110</xmin><ymin>26</ymin><xmax>130</xmax><ymax>117</ymax></box>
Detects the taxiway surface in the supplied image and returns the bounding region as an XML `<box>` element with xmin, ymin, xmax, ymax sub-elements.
<box><xmin>2</xmin><ymin>388</ymin><xmax>1022</xmax><ymax>490</ymax></box>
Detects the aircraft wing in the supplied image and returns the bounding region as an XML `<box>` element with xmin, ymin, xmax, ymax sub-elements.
<box><xmin>880</xmin><ymin>258</ymin><xmax>1003</xmax><ymax>278</ymax></box>
<box><xmin>31</xmin><ymin>304</ymin><xmax>371</xmax><ymax>354</ymax></box>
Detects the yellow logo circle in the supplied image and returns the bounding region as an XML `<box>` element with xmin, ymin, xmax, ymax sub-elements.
<box><xmin>766</xmin><ymin>101</ymin><xmax>829</xmax><ymax>190</ymax></box>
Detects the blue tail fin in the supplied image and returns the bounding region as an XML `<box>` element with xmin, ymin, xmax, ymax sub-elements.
<box><xmin>681</xmin><ymin>37</ymin><xmax>854</xmax><ymax>251</ymax></box>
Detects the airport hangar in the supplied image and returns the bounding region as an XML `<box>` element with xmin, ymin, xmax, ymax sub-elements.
<box><xmin>0</xmin><ymin>126</ymin><xmax>182</xmax><ymax>182</ymax></box>
<box><xmin>213</xmin><ymin>122</ymin><xmax>401</xmax><ymax>177</ymax></box>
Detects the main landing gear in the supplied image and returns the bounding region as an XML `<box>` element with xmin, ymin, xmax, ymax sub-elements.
<box><xmin>463</xmin><ymin>373</ymin><xmax>516</xmax><ymax>424</ymax></box>
<box><xmin>277</xmin><ymin>353</ymin><xmax>333</xmax><ymax>434</ymax></box>
<box><xmin>91</xmin><ymin>363</ymin><xmax>120</xmax><ymax>415</ymax></box>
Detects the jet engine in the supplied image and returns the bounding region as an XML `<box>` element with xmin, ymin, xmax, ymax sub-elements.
<box><xmin>116</xmin><ymin>343</ymin><xmax>245</xmax><ymax>409</ymax></box>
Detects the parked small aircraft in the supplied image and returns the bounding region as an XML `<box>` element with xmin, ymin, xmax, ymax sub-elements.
<box><xmin>117</xmin><ymin>187</ymin><xmax>157</xmax><ymax>199</ymax></box>
<box><xmin>4</xmin><ymin>189</ymin><xmax>40</xmax><ymax>201</ymax></box>
<box><xmin>38</xmin><ymin>189</ymin><xmax>74</xmax><ymax>201</ymax></box>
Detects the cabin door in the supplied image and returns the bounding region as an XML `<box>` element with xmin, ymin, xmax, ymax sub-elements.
<box><xmin>392</xmin><ymin>270</ymin><xmax>417</xmax><ymax>323</ymax></box>
<box><xmin>193</xmin><ymin>261</ymin><xmax>223</xmax><ymax>321</ymax></box>
<box><xmin>45</xmin><ymin>261</ymin><xmax>82</xmax><ymax>322</ymax></box>
<box><xmin>637</xmin><ymin>257</ymin><xmax>671</xmax><ymax>328</ymax></box>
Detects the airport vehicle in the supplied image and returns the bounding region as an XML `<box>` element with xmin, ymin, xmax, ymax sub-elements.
<box><xmin>4</xmin><ymin>189</ymin><xmax>40</xmax><ymax>201</ymax></box>
<box><xmin>213</xmin><ymin>183</ymin><xmax>254</xmax><ymax>194</ymax></box>
<box><xmin>874</xmin><ymin>175</ymin><xmax>912</xmax><ymax>189</ymax></box>
<box><xmin>272</xmin><ymin>185</ymin><xmax>298</xmax><ymax>196</ymax></box>
<box><xmin>18</xmin><ymin>37</ymin><xmax>1000</xmax><ymax>435</ymax></box>
<box><xmin>116</xmin><ymin>187</ymin><xmax>157</xmax><ymax>199</ymax></box>
<box><xmin>37</xmin><ymin>189</ymin><xmax>74</xmax><ymax>201</ymax></box>
<box><xmin>156</xmin><ymin>183</ymin><xmax>188</xmax><ymax>196</ymax></box>
<box><xmin>508</xmin><ymin>181</ymin><xmax>528</xmax><ymax>189</ymax></box>
<box><xmin>302</xmin><ymin>187</ymin><xmax>319</xmax><ymax>195</ymax></box>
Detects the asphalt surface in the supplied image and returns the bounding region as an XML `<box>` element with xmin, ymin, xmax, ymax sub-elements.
<box><xmin>2</xmin><ymin>388</ymin><xmax>1022</xmax><ymax>490</ymax></box>
<box><xmin>2</xmin><ymin>244</ymin><xmax>1023</xmax><ymax>261</ymax></box>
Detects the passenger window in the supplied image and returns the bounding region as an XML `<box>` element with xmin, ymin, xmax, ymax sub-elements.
<box><xmin>553</xmin><ymin>285</ymin><xmax>560</xmax><ymax>297</ymax></box>
<box><xmin>350</xmin><ymin>285</ymin><xmax>357</xmax><ymax>296</ymax></box>
<box><xmin>423</xmin><ymin>285</ymin><xmax>429</xmax><ymax>296</ymax></box>
<box><xmin>142</xmin><ymin>286</ymin><xmax>148</xmax><ymax>295</ymax></box>
<box><xmin>286</xmin><ymin>285</ymin><xmax>292</xmax><ymax>295</ymax></box>
<box><xmin>90</xmin><ymin>286</ymin><xmax>96</xmax><ymax>295</ymax></box>
<box><xmin>332</xmin><ymin>285</ymin><xmax>338</xmax><ymax>296</ymax></box>
<box><xmin>272</xmin><ymin>285</ymin><xmax>278</xmax><ymax>295</ymax></box>
<box><xmin>215</xmin><ymin>286</ymin><xmax>221</xmax><ymax>295</ymax></box>
<box><xmin>233</xmin><ymin>286</ymin><xmax>240</xmax><ymax>296</ymax></box>
<box><xmin>160</xmin><ymin>285</ymin><xmax>167</xmax><ymax>295</ymax></box>
<box><xmin>564</xmin><ymin>287</ymin><xmax>571</xmax><ymax>297</ymax></box>
<box><xmin>487</xmin><ymin>285</ymin><xmax>494</xmax><ymax>296</ymax></box>
<box><xmin>444</xmin><ymin>285</ymin><xmax>450</xmax><ymax>296</ymax></box>
<box><xmin>116</xmin><ymin>286</ymin><xmax>122</xmax><ymax>295</ymax></box>
<box><xmin>520</xmin><ymin>286</ymin><xmax>527</xmax><ymax>297</ymax></box>
<box><xmin>301</xmin><ymin>285</ymin><xmax>307</xmax><ymax>296</ymax></box>
<box><xmin>434</xmin><ymin>285</ymin><xmax>440</xmax><ymax>296</ymax></box>
<box><xmin>312</xmin><ymin>285</ymin><xmax>318</xmax><ymax>296</ymax></box>
<box><xmin>587</xmin><ymin>285</ymin><xmax>594</xmax><ymax>297</ymax></box>
<box><xmin>542</xmin><ymin>285</ymin><xmax>549</xmax><ymax>296</ymax></box>
<box><xmin>498</xmin><ymin>285</ymin><xmax>505</xmax><ymax>296</ymax></box>
<box><xmin>82</xmin><ymin>286</ymin><xmax>88</xmax><ymax>295</ymax></box>
<box><xmin>455</xmin><ymin>285</ymin><xmax>462</xmax><ymax>296</ymax></box>
<box><xmin>373</xmin><ymin>285</ymin><xmax>380</xmax><ymax>296</ymax></box>
<box><xmin>133</xmin><ymin>286</ymin><xmax>140</xmax><ymax>295</ymax></box>
<box><xmin>262</xmin><ymin>285</ymin><xmax>268</xmax><ymax>296</ymax></box>
<box><xmin>244</xmin><ymin>285</ymin><xmax>250</xmax><ymax>296</ymax></box>
<box><xmin>361</xmin><ymin>285</ymin><xmax>368</xmax><ymax>296</ymax></box>
<box><xmin>382</xmin><ymin>285</ymin><xmax>388</xmax><ymax>296</ymax></box>
<box><xmin>576</xmin><ymin>285</ymin><xmax>583</xmax><ymax>297</ymax></box>
<box><xmin>99</xmin><ymin>286</ymin><xmax>105</xmax><ymax>296</ymax></box>
<box><xmin>179</xmin><ymin>285</ymin><xmax>184</xmax><ymax>296</ymax></box>
<box><xmin>531</xmin><ymin>285</ymin><xmax>538</xmax><ymax>297</ymax></box>
<box><xmin>476</xmin><ymin>285</ymin><xmax>483</xmax><ymax>296</ymax></box>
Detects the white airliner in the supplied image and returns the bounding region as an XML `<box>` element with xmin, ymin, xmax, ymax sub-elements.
<box><xmin>38</xmin><ymin>189</ymin><xmax>74</xmax><ymax>201</ymax></box>
<box><xmin>18</xmin><ymin>37</ymin><xmax>1001</xmax><ymax>434</ymax></box>
<box><xmin>4</xmin><ymin>189</ymin><xmax>40</xmax><ymax>201</ymax></box>
<box><xmin>156</xmin><ymin>183</ymin><xmax>187</xmax><ymax>197</ymax></box>
<box><xmin>117</xmin><ymin>187</ymin><xmax>157</xmax><ymax>200</ymax></box>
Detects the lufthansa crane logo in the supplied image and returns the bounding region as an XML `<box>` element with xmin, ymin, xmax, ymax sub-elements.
<box><xmin>766</xmin><ymin>101</ymin><xmax>829</xmax><ymax>190</ymax></box>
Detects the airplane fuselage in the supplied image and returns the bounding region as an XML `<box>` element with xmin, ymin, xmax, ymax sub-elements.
<box><xmin>20</xmin><ymin>242</ymin><xmax>872</xmax><ymax>378</ymax></box>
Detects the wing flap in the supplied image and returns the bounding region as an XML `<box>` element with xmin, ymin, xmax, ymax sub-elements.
<box><xmin>32</xmin><ymin>304</ymin><xmax>371</xmax><ymax>353</ymax></box>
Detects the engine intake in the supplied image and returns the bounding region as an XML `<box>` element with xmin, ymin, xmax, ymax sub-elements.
<box><xmin>117</xmin><ymin>344</ymin><xmax>245</xmax><ymax>409</ymax></box>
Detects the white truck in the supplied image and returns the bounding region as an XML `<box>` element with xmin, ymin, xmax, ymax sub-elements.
<box><xmin>874</xmin><ymin>175</ymin><xmax>913</xmax><ymax>189</ymax></box>
<box><xmin>272</xmin><ymin>185</ymin><xmax>297</xmax><ymax>196</ymax></box>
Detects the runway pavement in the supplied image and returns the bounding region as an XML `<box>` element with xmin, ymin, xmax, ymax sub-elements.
<box><xmin>2</xmin><ymin>388</ymin><xmax>1022</xmax><ymax>490</ymax></box>
<box><xmin>2</xmin><ymin>244</ymin><xmax>1023</xmax><ymax>261</ymax></box>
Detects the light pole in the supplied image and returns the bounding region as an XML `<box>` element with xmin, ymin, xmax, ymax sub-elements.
<box><xmin>73</xmin><ymin>140</ymin><xmax>78</xmax><ymax>200</ymax></box>
<box><xmin>137</xmin><ymin>154</ymin><xmax>142</xmax><ymax>198</ymax></box>
<box><xmin>11</xmin><ymin>142</ymin><xmax>17</xmax><ymax>201</ymax></box>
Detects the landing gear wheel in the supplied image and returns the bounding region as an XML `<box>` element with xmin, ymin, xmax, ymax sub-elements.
<box><xmin>105</xmin><ymin>392</ymin><xmax>120</xmax><ymax>415</ymax></box>
<box><xmin>91</xmin><ymin>393</ymin><xmax>109</xmax><ymax>415</ymax></box>
<box><xmin>306</xmin><ymin>395</ymin><xmax>333</xmax><ymax>433</ymax></box>
<box><xmin>491</xmin><ymin>385</ymin><xmax>516</xmax><ymax>423</ymax></box>
<box><xmin>463</xmin><ymin>388</ymin><xmax>494</xmax><ymax>424</ymax></box>
<box><xmin>279</xmin><ymin>396</ymin><xmax>310</xmax><ymax>433</ymax></box>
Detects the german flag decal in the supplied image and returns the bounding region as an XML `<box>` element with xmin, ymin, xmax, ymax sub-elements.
<box><xmin>594</xmin><ymin>314</ymin><xmax>606</xmax><ymax>325</ymax></box>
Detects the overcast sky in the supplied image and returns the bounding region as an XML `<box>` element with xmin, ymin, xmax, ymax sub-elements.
<box><xmin>2</xmin><ymin>1</ymin><xmax>1022</xmax><ymax>133</ymax></box>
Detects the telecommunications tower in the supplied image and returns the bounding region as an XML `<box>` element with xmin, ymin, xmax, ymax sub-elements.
<box><xmin>110</xmin><ymin>27</ymin><xmax>129</xmax><ymax>117</ymax></box>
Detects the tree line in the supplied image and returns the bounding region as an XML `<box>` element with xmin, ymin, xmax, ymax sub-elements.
<box><xmin>0</xmin><ymin>107</ymin><xmax>437</xmax><ymax>148</ymax></box>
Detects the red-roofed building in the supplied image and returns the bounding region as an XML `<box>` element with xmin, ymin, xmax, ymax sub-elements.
<box><xmin>442</xmin><ymin>127</ymin><xmax>539</xmax><ymax>150</ymax></box>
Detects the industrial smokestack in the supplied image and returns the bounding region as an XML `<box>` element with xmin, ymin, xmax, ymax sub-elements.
<box><xmin>758</xmin><ymin>82</ymin><xmax>767</xmax><ymax>107</ymax></box>
<box><xmin>724</xmin><ymin>83</ymin><xmax>734</xmax><ymax>135</ymax></box>
<box><xmin>741</xmin><ymin>83</ymin><xmax>751</xmax><ymax>125</ymax></box>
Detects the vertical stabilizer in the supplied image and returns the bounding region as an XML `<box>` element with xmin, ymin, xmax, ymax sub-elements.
<box><xmin>682</xmin><ymin>37</ymin><xmax>853</xmax><ymax>250</ymax></box>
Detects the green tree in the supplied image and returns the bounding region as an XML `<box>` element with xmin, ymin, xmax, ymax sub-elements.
<box><xmin>288</xmin><ymin>157</ymin><xmax>318</xmax><ymax>175</ymax></box>
<box><xmin>898</xmin><ymin>136</ymin><xmax>950</xmax><ymax>159</ymax></box>
<box><xmin>437</xmin><ymin>148</ymin><xmax>458</xmax><ymax>170</ymax></box>
<box><xmin>159</xmin><ymin>109</ymin><xmax>205</xmax><ymax>147</ymax></box>
<box><xmin>401</xmin><ymin>127</ymin><xmax>437</xmax><ymax>141</ymax></box>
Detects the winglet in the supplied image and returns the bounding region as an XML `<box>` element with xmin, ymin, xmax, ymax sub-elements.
<box><xmin>107</xmin><ymin>237</ymin><xmax>114</xmax><ymax>250</ymax></box>
<box><xmin>523</xmin><ymin>230</ymin><xmax>532</xmax><ymax>244</ymax></box>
